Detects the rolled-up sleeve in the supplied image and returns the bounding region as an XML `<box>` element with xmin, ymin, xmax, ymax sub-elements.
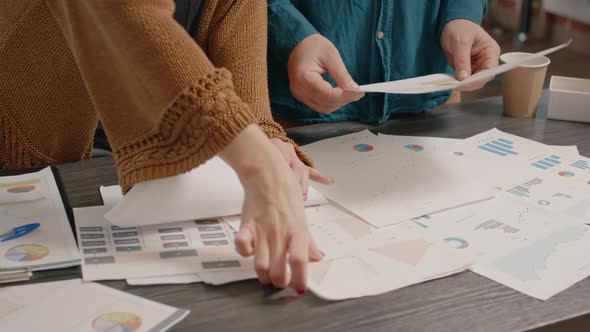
<box><xmin>438</xmin><ymin>0</ymin><xmax>487</xmax><ymax>37</ymax></box>
<box><xmin>268</xmin><ymin>0</ymin><xmax>318</xmax><ymax>61</ymax></box>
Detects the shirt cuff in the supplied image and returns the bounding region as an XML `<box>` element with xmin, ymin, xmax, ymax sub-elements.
<box><xmin>438</xmin><ymin>0</ymin><xmax>487</xmax><ymax>38</ymax></box>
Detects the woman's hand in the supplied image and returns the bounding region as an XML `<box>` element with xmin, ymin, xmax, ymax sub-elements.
<box><xmin>270</xmin><ymin>138</ymin><xmax>333</xmax><ymax>200</ymax></box>
<box><xmin>220</xmin><ymin>125</ymin><xmax>324</xmax><ymax>293</ymax></box>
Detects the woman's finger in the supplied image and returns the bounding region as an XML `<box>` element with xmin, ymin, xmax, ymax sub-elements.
<box><xmin>253</xmin><ymin>233</ymin><xmax>271</xmax><ymax>285</ymax></box>
<box><xmin>308</xmin><ymin>167</ymin><xmax>334</xmax><ymax>185</ymax></box>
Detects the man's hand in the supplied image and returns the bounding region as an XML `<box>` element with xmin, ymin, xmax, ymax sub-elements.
<box><xmin>441</xmin><ymin>19</ymin><xmax>501</xmax><ymax>91</ymax></box>
<box><xmin>288</xmin><ymin>34</ymin><xmax>365</xmax><ymax>114</ymax></box>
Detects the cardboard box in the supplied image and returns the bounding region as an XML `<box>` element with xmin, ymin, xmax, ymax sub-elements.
<box><xmin>547</xmin><ymin>76</ymin><xmax>590</xmax><ymax>123</ymax></box>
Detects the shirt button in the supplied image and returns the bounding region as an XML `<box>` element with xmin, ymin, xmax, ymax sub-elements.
<box><xmin>377</xmin><ymin>31</ymin><xmax>385</xmax><ymax>39</ymax></box>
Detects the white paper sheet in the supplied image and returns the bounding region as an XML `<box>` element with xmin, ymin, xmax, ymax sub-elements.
<box><xmin>413</xmin><ymin>195</ymin><xmax>590</xmax><ymax>300</ymax></box>
<box><xmin>74</xmin><ymin>206</ymin><xmax>254</xmax><ymax>281</ymax></box>
<box><xmin>0</xmin><ymin>167</ymin><xmax>80</xmax><ymax>272</ymax></box>
<box><xmin>100</xmin><ymin>185</ymin><xmax>123</xmax><ymax>208</ymax></box>
<box><xmin>303</xmin><ymin>130</ymin><xmax>495</xmax><ymax>227</ymax></box>
<box><xmin>459</xmin><ymin>129</ymin><xmax>580</xmax><ymax>190</ymax></box>
<box><xmin>499</xmin><ymin>156</ymin><xmax>590</xmax><ymax>223</ymax></box>
<box><xmin>304</xmin><ymin>205</ymin><xmax>472</xmax><ymax>300</ymax></box>
<box><xmin>413</xmin><ymin>197</ymin><xmax>571</xmax><ymax>260</ymax></box>
<box><xmin>96</xmin><ymin>186</ymin><xmax>255</xmax><ymax>286</ymax></box>
<box><xmin>104</xmin><ymin>157</ymin><xmax>328</xmax><ymax>227</ymax></box>
<box><xmin>350</xmin><ymin>40</ymin><xmax>571</xmax><ymax>94</ymax></box>
<box><xmin>472</xmin><ymin>223</ymin><xmax>590</xmax><ymax>300</ymax></box>
<box><xmin>0</xmin><ymin>279</ymin><xmax>188</xmax><ymax>332</ymax></box>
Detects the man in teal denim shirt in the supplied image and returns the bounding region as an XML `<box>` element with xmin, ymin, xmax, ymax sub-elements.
<box><xmin>268</xmin><ymin>0</ymin><xmax>500</xmax><ymax>124</ymax></box>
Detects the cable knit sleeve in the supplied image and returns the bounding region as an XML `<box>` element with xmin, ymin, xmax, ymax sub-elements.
<box><xmin>197</xmin><ymin>0</ymin><xmax>313</xmax><ymax>166</ymax></box>
<box><xmin>44</xmin><ymin>0</ymin><xmax>258</xmax><ymax>192</ymax></box>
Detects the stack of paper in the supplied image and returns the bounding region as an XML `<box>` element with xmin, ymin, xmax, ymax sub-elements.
<box><xmin>69</xmin><ymin>127</ymin><xmax>590</xmax><ymax>301</ymax></box>
<box><xmin>0</xmin><ymin>167</ymin><xmax>80</xmax><ymax>273</ymax></box>
<box><xmin>303</xmin><ymin>128</ymin><xmax>590</xmax><ymax>300</ymax></box>
<box><xmin>74</xmin><ymin>206</ymin><xmax>256</xmax><ymax>285</ymax></box>
<box><xmin>0</xmin><ymin>279</ymin><xmax>188</xmax><ymax>331</ymax></box>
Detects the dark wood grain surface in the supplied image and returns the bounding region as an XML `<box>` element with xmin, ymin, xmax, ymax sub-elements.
<box><xmin>23</xmin><ymin>93</ymin><xmax>590</xmax><ymax>332</ymax></box>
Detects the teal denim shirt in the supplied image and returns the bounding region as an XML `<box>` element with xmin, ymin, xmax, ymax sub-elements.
<box><xmin>268</xmin><ymin>0</ymin><xmax>486</xmax><ymax>124</ymax></box>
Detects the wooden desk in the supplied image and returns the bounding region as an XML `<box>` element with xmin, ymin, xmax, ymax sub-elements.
<box><xmin>26</xmin><ymin>93</ymin><xmax>590</xmax><ymax>331</ymax></box>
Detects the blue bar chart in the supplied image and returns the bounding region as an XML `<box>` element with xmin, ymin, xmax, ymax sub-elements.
<box><xmin>478</xmin><ymin>138</ymin><xmax>519</xmax><ymax>157</ymax></box>
<box><xmin>570</xmin><ymin>160</ymin><xmax>590</xmax><ymax>171</ymax></box>
<box><xmin>531</xmin><ymin>155</ymin><xmax>561</xmax><ymax>170</ymax></box>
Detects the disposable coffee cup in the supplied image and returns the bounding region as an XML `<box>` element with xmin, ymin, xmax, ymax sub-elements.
<box><xmin>500</xmin><ymin>52</ymin><xmax>550</xmax><ymax>118</ymax></box>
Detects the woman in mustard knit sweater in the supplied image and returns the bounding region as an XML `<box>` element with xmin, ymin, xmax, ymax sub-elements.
<box><xmin>0</xmin><ymin>0</ymin><xmax>327</xmax><ymax>293</ymax></box>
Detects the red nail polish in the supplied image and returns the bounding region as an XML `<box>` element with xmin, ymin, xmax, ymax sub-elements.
<box><xmin>320</xmin><ymin>250</ymin><xmax>325</xmax><ymax>257</ymax></box>
<box><xmin>297</xmin><ymin>289</ymin><xmax>306</xmax><ymax>295</ymax></box>
<box><xmin>303</xmin><ymin>192</ymin><xmax>308</xmax><ymax>202</ymax></box>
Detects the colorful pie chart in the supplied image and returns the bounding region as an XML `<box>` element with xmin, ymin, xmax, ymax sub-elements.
<box><xmin>353</xmin><ymin>144</ymin><xmax>374</xmax><ymax>152</ymax></box>
<box><xmin>7</xmin><ymin>185</ymin><xmax>36</xmax><ymax>193</ymax></box>
<box><xmin>444</xmin><ymin>237</ymin><xmax>469</xmax><ymax>249</ymax></box>
<box><xmin>5</xmin><ymin>244</ymin><xmax>49</xmax><ymax>262</ymax></box>
<box><xmin>92</xmin><ymin>312</ymin><xmax>142</xmax><ymax>332</ymax></box>
<box><xmin>559</xmin><ymin>171</ymin><xmax>575</xmax><ymax>178</ymax></box>
<box><xmin>404</xmin><ymin>144</ymin><xmax>424</xmax><ymax>152</ymax></box>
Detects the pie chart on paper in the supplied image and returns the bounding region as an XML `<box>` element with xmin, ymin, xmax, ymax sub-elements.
<box><xmin>92</xmin><ymin>312</ymin><xmax>142</xmax><ymax>332</ymax></box>
<box><xmin>404</xmin><ymin>144</ymin><xmax>424</xmax><ymax>152</ymax></box>
<box><xmin>4</xmin><ymin>244</ymin><xmax>49</xmax><ymax>262</ymax></box>
<box><xmin>353</xmin><ymin>144</ymin><xmax>374</xmax><ymax>152</ymax></box>
<box><xmin>444</xmin><ymin>237</ymin><xmax>469</xmax><ymax>249</ymax></box>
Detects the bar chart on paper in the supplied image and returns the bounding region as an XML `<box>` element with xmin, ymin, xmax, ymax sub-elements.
<box><xmin>570</xmin><ymin>159</ymin><xmax>590</xmax><ymax>171</ymax></box>
<box><xmin>474</xmin><ymin>220</ymin><xmax>520</xmax><ymax>233</ymax></box>
<box><xmin>506</xmin><ymin>178</ymin><xmax>544</xmax><ymax>197</ymax></box>
<box><xmin>478</xmin><ymin>138</ymin><xmax>519</xmax><ymax>157</ymax></box>
<box><xmin>531</xmin><ymin>155</ymin><xmax>561</xmax><ymax>170</ymax></box>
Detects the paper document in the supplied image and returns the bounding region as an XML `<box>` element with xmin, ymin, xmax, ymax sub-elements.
<box><xmin>75</xmin><ymin>206</ymin><xmax>254</xmax><ymax>281</ymax></box>
<box><xmin>472</xmin><ymin>223</ymin><xmax>590</xmax><ymax>300</ymax></box>
<box><xmin>304</xmin><ymin>205</ymin><xmax>472</xmax><ymax>300</ymax></box>
<box><xmin>350</xmin><ymin>39</ymin><xmax>571</xmax><ymax>94</ymax></box>
<box><xmin>303</xmin><ymin>130</ymin><xmax>495</xmax><ymax>227</ymax></box>
<box><xmin>414</xmin><ymin>196</ymin><xmax>590</xmax><ymax>300</ymax></box>
<box><xmin>499</xmin><ymin>156</ymin><xmax>590</xmax><ymax>223</ymax></box>
<box><xmin>0</xmin><ymin>167</ymin><xmax>80</xmax><ymax>272</ymax></box>
<box><xmin>105</xmin><ymin>157</ymin><xmax>328</xmax><ymax>227</ymax></box>
<box><xmin>462</xmin><ymin>129</ymin><xmax>580</xmax><ymax>190</ymax></box>
<box><xmin>100</xmin><ymin>185</ymin><xmax>123</xmax><ymax>208</ymax></box>
<box><xmin>0</xmin><ymin>279</ymin><xmax>188</xmax><ymax>331</ymax></box>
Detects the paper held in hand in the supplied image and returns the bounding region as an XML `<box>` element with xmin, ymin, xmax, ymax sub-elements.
<box><xmin>347</xmin><ymin>39</ymin><xmax>571</xmax><ymax>95</ymax></box>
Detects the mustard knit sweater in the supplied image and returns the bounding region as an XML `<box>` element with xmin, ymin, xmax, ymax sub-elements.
<box><xmin>0</xmin><ymin>0</ymin><xmax>310</xmax><ymax>192</ymax></box>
